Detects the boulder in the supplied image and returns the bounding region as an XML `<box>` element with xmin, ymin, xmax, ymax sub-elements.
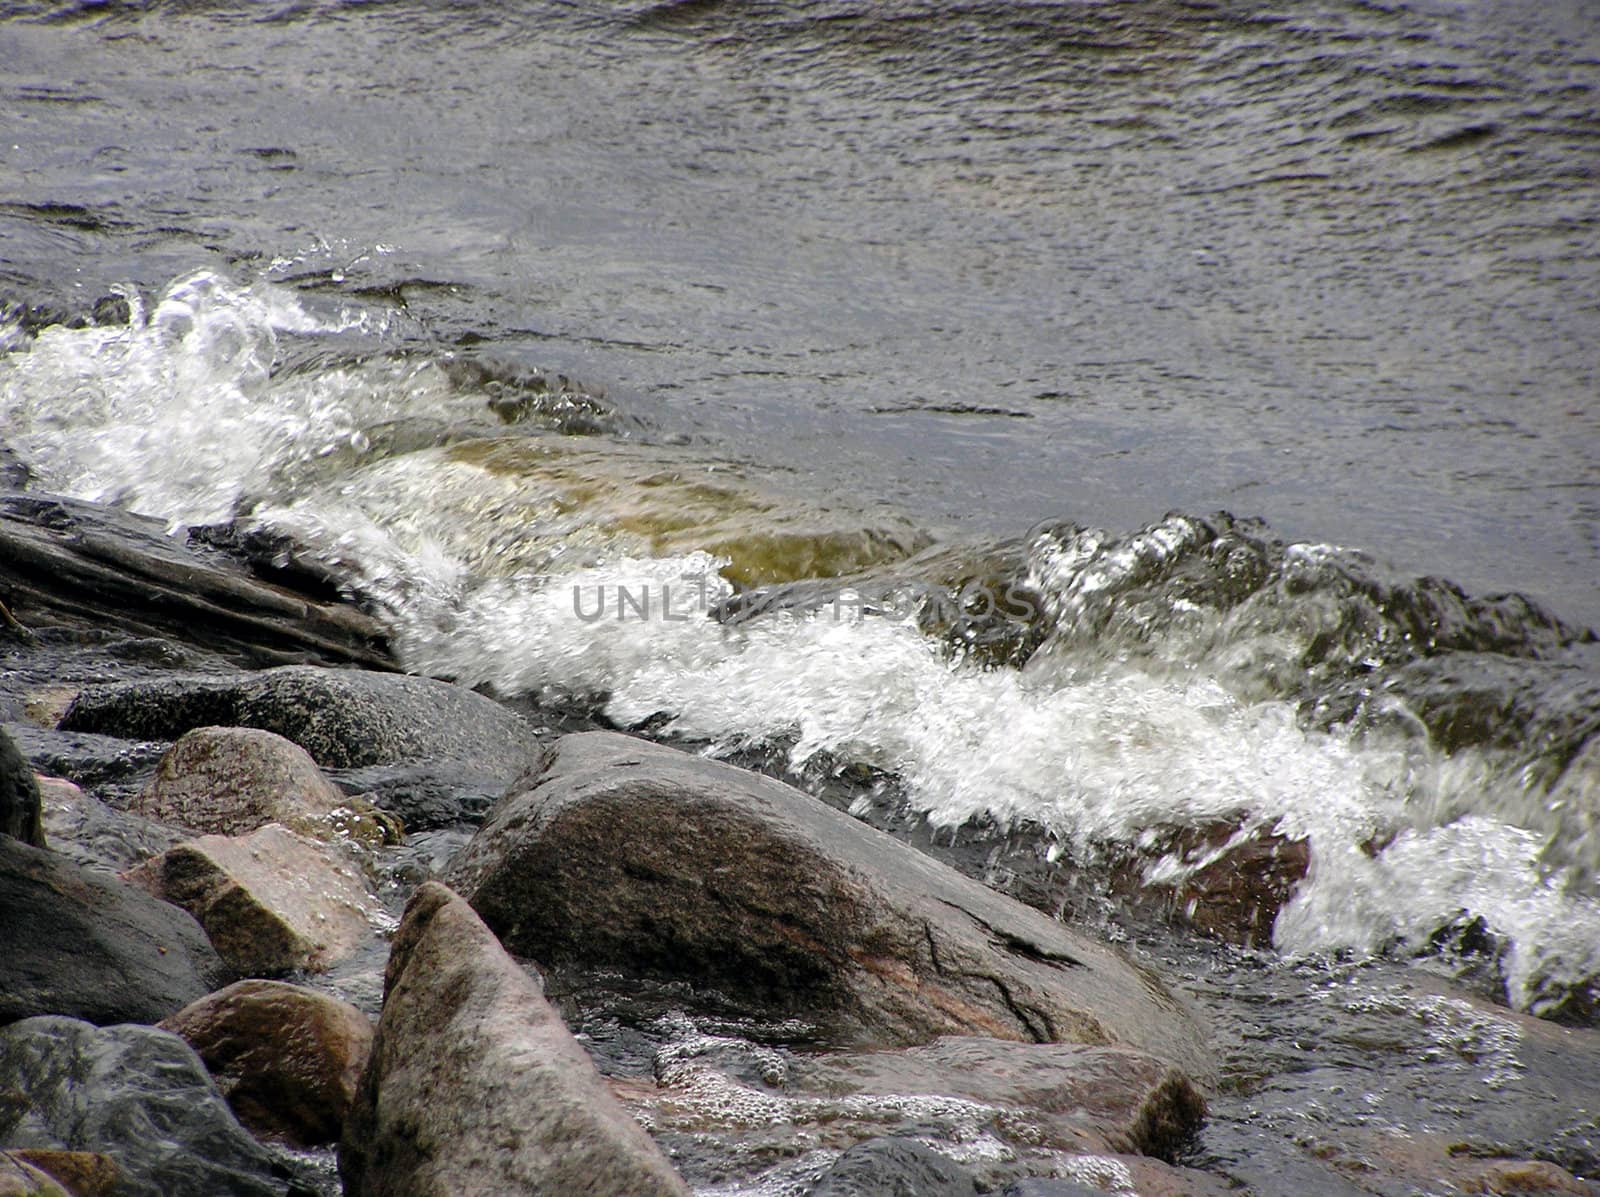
<box><xmin>0</xmin><ymin>490</ymin><xmax>391</xmax><ymax>670</ymax></box>
<box><xmin>131</xmin><ymin>726</ymin><xmax>399</xmax><ymax>846</ymax></box>
<box><xmin>60</xmin><ymin>664</ymin><xmax>539</xmax><ymax>773</ymax></box>
<box><xmin>624</xmin><ymin>1034</ymin><xmax>1204</xmax><ymax>1189</ymax></box>
<box><xmin>0</xmin><ymin>729</ymin><xmax>44</xmax><ymax>847</ymax></box>
<box><xmin>36</xmin><ymin>777</ymin><xmax>182</xmax><ymax>875</ymax></box>
<box><xmin>339</xmin><ymin>882</ymin><xmax>689</xmax><ymax>1197</ymax></box>
<box><xmin>4</xmin><ymin>1152</ymin><xmax>117</xmax><ymax>1197</ymax></box>
<box><xmin>0</xmin><ymin>836</ymin><xmax>229</xmax><ymax>1027</ymax></box>
<box><xmin>0</xmin><ymin>1153</ymin><xmax>65</xmax><ymax>1197</ymax></box>
<box><xmin>126</xmin><ymin>824</ymin><xmax>379</xmax><ymax>976</ymax></box>
<box><xmin>448</xmin><ymin>732</ymin><xmax>1210</xmax><ymax>1076</ymax></box>
<box><xmin>0</xmin><ymin>1017</ymin><xmax>291</xmax><ymax>1197</ymax></box>
<box><xmin>160</xmin><ymin>980</ymin><xmax>373</xmax><ymax>1147</ymax></box>
<box><xmin>807</xmin><ymin>1138</ymin><xmax>975</xmax><ymax>1196</ymax></box>
<box><xmin>999</xmin><ymin>1157</ymin><xmax>1236</xmax><ymax>1196</ymax></box>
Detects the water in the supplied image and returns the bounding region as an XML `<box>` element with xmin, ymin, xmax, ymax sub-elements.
<box><xmin>2</xmin><ymin>0</ymin><xmax>1599</xmax><ymax>1191</ymax></box>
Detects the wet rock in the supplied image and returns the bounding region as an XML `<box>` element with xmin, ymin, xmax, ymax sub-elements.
<box><xmin>0</xmin><ymin>1153</ymin><xmax>61</xmax><ymax>1197</ymax></box>
<box><xmin>61</xmin><ymin>663</ymin><xmax>540</xmax><ymax>774</ymax></box>
<box><xmin>324</xmin><ymin>761</ymin><xmax>512</xmax><ymax>832</ymax></box>
<box><xmin>126</xmin><ymin>824</ymin><xmax>378</xmax><ymax>976</ymax></box>
<box><xmin>806</xmin><ymin>1137</ymin><xmax>976</xmax><ymax>1196</ymax></box>
<box><xmin>160</xmin><ymin>980</ymin><xmax>372</xmax><ymax>1147</ymax></box>
<box><xmin>339</xmin><ymin>881</ymin><xmax>690</xmax><ymax>1197</ymax></box>
<box><xmin>0</xmin><ymin>490</ymin><xmax>392</xmax><ymax>670</ymax></box>
<box><xmin>0</xmin><ymin>723</ymin><xmax>166</xmax><ymax>798</ymax></box>
<box><xmin>1001</xmin><ymin>1158</ymin><xmax>1235</xmax><ymax>1197</ymax></box>
<box><xmin>626</xmin><ymin>1032</ymin><xmax>1205</xmax><ymax>1190</ymax></box>
<box><xmin>1108</xmin><ymin>819</ymin><xmax>1310</xmax><ymax>949</ymax></box>
<box><xmin>5</xmin><ymin>1151</ymin><xmax>118</xmax><ymax>1197</ymax></box>
<box><xmin>35</xmin><ymin>776</ymin><xmax>181</xmax><ymax>875</ymax></box>
<box><xmin>0</xmin><ymin>729</ymin><xmax>44</xmax><ymax>847</ymax></box>
<box><xmin>0</xmin><ymin>835</ymin><xmax>229</xmax><ymax>1026</ymax></box>
<box><xmin>0</xmin><ymin>1016</ymin><xmax>289</xmax><ymax>1197</ymax></box>
<box><xmin>132</xmin><ymin>726</ymin><xmax>399</xmax><ymax>847</ymax></box>
<box><xmin>448</xmin><ymin>732</ymin><xmax>1211</xmax><ymax>1076</ymax></box>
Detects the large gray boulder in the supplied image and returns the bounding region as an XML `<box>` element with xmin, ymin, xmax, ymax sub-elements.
<box><xmin>0</xmin><ymin>728</ymin><xmax>44</xmax><ymax>847</ymax></box>
<box><xmin>448</xmin><ymin>732</ymin><xmax>1211</xmax><ymax>1077</ymax></box>
<box><xmin>0</xmin><ymin>1016</ymin><xmax>289</xmax><ymax>1197</ymax></box>
<box><xmin>0</xmin><ymin>836</ymin><xmax>230</xmax><ymax>1027</ymax></box>
<box><xmin>340</xmin><ymin>882</ymin><xmax>690</xmax><ymax>1197</ymax></box>
<box><xmin>60</xmin><ymin>664</ymin><xmax>539</xmax><ymax>773</ymax></box>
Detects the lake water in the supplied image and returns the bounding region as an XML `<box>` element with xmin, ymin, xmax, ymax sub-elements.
<box><xmin>2</xmin><ymin>0</ymin><xmax>1598</xmax><ymax>1191</ymax></box>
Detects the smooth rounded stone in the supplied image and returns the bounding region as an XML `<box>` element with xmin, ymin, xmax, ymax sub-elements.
<box><xmin>0</xmin><ymin>1152</ymin><xmax>65</xmax><ymax>1197</ymax></box>
<box><xmin>324</xmin><ymin>761</ymin><xmax>512</xmax><ymax>832</ymax></box>
<box><xmin>132</xmin><ymin>726</ymin><xmax>400</xmax><ymax>847</ymax></box>
<box><xmin>792</xmin><ymin>1038</ymin><xmax>1206</xmax><ymax>1161</ymax></box>
<box><xmin>5</xmin><ymin>1151</ymin><xmax>118</xmax><ymax>1197</ymax></box>
<box><xmin>624</xmin><ymin>1035</ymin><xmax>1204</xmax><ymax>1189</ymax></box>
<box><xmin>0</xmin><ymin>728</ymin><xmax>44</xmax><ymax>847</ymax></box>
<box><xmin>448</xmin><ymin>732</ymin><xmax>1211</xmax><ymax>1076</ymax></box>
<box><xmin>160</xmin><ymin>980</ymin><xmax>374</xmax><ymax>1147</ymax></box>
<box><xmin>340</xmin><ymin>882</ymin><xmax>690</xmax><ymax>1197</ymax></box>
<box><xmin>807</xmin><ymin>1137</ymin><xmax>975</xmax><ymax>1196</ymax></box>
<box><xmin>0</xmin><ymin>835</ymin><xmax>230</xmax><ymax>1027</ymax></box>
<box><xmin>0</xmin><ymin>1016</ymin><xmax>291</xmax><ymax>1197</ymax></box>
<box><xmin>61</xmin><ymin>664</ymin><xmax>541</xmax><ymax>773</ymax></box>
<box><xmin>126</xmin><ymin>824</ymin><xmax>381</xmax><ymax>977</ymax></box>
<box><xmin>1002</xmin><ymin>1156</ymin><xmax>1236</xmax><ymax>1197</ymax></box>
<box><xmin>37</xmin><ymin>775</ymin><xmax>183</xmax><ymax>874</ymax></box>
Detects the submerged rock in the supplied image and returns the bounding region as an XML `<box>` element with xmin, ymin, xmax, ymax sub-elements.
<box><xmin>340</xmin><ymin>881</ymin><xmax>690</xmax><ymax>1197</ymax></box>
<box><xmin>126</xmin><ymin>824</ymin><xmax>379</xmax><ymax>977</ymax></box>
<box><xmin>626</xmin><ymin>1032</ymin><xmax>1205</xmax><ymax>1190</ymax></box>
<box><xmin>448</xmin><ymin>732</ymin><xmax>1211</xmax><ymax>1076</ymax></box>
<box><xmin>0</xmin><ymin>1152</ymin><xmax>64</xmax><ymax>1197</ymax></box>
<box><xmin>161</xmin><ymin>980</ymin><xmax>373</xmax><ymax>1147</ymax></box>
<box><xmin>0</xmin><ymin>728</ymin><xmax>44</xmax><ymax>847</ymax></box>
<box><xmin>0</xmin><ymin>1016</ymin><xmax>290</xmax><ymax>1197</ymax></box>
<box><xmin>35</xmin><ymin>775</ymin><xmax>182</xmax><ymax>875</ymax></box>
<box><xmin>806</xmin><ymin>1137</ymin><xmax>976</xmax><ymax>1196</ymax></box>
<box><xmin>132</xmin><ymin>725</ymin><xmax>399</xmax><ymax>846</ymax></box>
<box><xmin>61</xmin><ymin>663</ymin><xmax>541</xmax><ymax>773</ymax></box>
<box><xmin>4</xmin><ymin>1151</ymin><xmax>118</xmax><ymax>1197</ymax></box>
<box><xmin>0</xmin><ymin>835</ymin><xmax>229</xmax><ymax>1027</ymax></box>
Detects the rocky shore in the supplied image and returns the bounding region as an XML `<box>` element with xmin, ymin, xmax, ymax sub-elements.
<box><xmin>2</xmin><ymin>488</ymin><xmax>1597</xmax><ymax>1197</ymax></box>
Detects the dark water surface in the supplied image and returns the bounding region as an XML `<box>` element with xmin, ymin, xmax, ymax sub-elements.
<box><xmin>4</xmin><ymin>2</ymin><xmax>1600</xmax><ymax>1194</ymax></box>
<box><xmin>2</xmin><ymin>0</ymin><xmax>1597</xmax><ymax>619</ymax></box>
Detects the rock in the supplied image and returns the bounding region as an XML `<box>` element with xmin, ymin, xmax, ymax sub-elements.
<box><xmin>448</xmin><ymin>732</ymin><xmax>1211</xmax><ymax>1076</ymax></box>
<box><xmin>325</xmin><ymin>761</ymin><xmax>515</xmax><ymax>832</ymax></box>
<box><xmin>1001</xmin><ymin>1156</ymin><xmax>1236</xmax><ymax>1197</ymax></box>
<box><xmin>806</xmin><ymin>1138</ymin><xmax>975</xmax><ymax>1196</ymax></box>
<box><xmin>792</xmin><ymin>1038</ymin><xmax>1205</xmax><ymax>1161</ymax></box>
<box><xmin>126</xmin><ymin>824</ymin><xmax>379</xmax><ymax>977</ymax></box>
<box><xmin>1462</xmin><ymin>1159</ymin><xmax>1596</xmax><ymax>1194</ymax></box>
<box><xmin>339</xmin><ymin>882</ymin><xmax>690</xmax><ymax>1197</ymax></box>
<box><xmin>0</xmin><ymin>1016</ymin><xmax>290</xmax><ymax>1197</ymax></box>
<box><xmin>132</xmin><ymin>726</ymin><xmax>399</xmax><ymax>847</ymax></box>
<box><xmin>5</xmin><ymin>1152</ymin><xmax>117</xmax><ymax>1197</ymax></box>
<box><xmin>160</xmin><ymin>980</ymin><xmax>373</xmax><ymax>1147</ymax></box>
<box><xmin>0</xmin><ymin>490</ymin><xmax>392</xmax><ymax>670</ymax></box>
<box><xmin>624</xmin><ymin>1034</ymin><xmax>1204</xmax><ymax>1190</ymax></box>
<box><xmin>0</xmin><ymin>729</ymin><xmax>44</xmax><ymax>847</ymax></box>
<box><xmin>61</xmin><ymin>664</ymin><xmax>540</xmax><ymax>773</ymax></box>
<box><xmin>1109</xmin><ymin>819</ymin><xmax>1310</xmax><ymax>949</ymax></box>
<box><xmin>0</xmin><ymin>835</ymin><xmax>230</xmax><ymax>1027</ymax></box>
<box><xmin>36</xmin><ymin>776</ymin><xmax>182</xmax><ymax>875</ymax></box>
<box><xmin>0</xmin><ymin>1152</ymin><xmax>65</xmax><ymax>1197</ymax></box>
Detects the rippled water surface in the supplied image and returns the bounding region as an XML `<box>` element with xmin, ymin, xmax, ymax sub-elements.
<box><xmin>2</xmin><ymin>1</ymin><xmax>1599</xmax><ymax>1193</ymax></box>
